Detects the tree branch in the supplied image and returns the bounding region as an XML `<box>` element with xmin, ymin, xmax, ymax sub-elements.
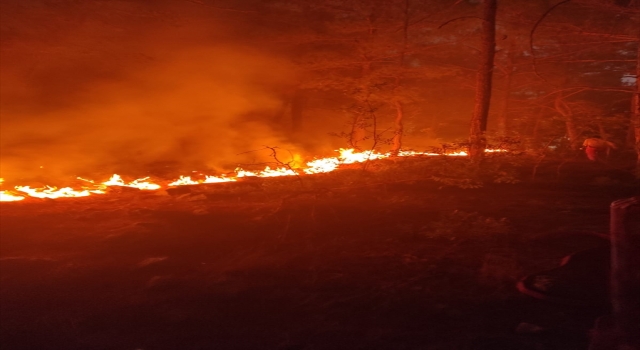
<box><xmin>530</xmin><ymin>0</ymin><xmax>572</xmax><ymax>82</ymax></box>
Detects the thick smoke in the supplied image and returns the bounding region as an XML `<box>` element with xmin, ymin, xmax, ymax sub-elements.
<box><xmin>0</xmin><ymin>0</ymin><xmax>299</xmax><ymax>182</ymax></box>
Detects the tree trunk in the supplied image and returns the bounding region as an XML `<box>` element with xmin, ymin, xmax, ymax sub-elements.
<box><xmin>554</xmin><ymin>93</ymin><xmax>580</xmax><ymax>150</ymax></box>
<box><xmin>469</xmin><ymin>0</ymin><xmax>497</xmax><ymax>163</ymax></box>
<box><xmin>496</xmin><ymin>40</ymin><xmax>515</xmax><ymax>137</ymax></box>
<box><xmin>530</xmin><ymin>107</ymin><xmax>544</xmax><ymax>149</ymax></box>
<box><xmin>390</xmin><ymin>0</ymin><xmax>410</xmax><ymax>156</ymax></box>
<box><xmin>633</xmin><ymin>27</ymin><xmax>640</xmax><ymax>177</ymax></box>
<box><xmin>391</xmin><ymin>100</ymin><xmax>404</xmax><ymax>155</ymax></box>
<box><xmin>291</xmin><ymin>89</ymin><xmax>304</xmax><ymax>133</ymax></box>
<box><xmin>633</xmin><ymin>82</ymin><xmax>640</xmax><ymax>178</ymax></box>
<box><xmin>350</xmin><ymin>113</ymin><xmax>367</xmax><ymax>149</ymax></box>
<box><xmin>597</xmin><ymin>121</ymin><xmax>607</xmax><ymax>140</ymax></box>
<box><xmin>350</xmin><ymin>61</ymin><xmax>372</xmax><ymax>149</ymax></box>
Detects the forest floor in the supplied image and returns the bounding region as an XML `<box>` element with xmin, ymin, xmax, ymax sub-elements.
<box><xmin>1</xmin><ymin>155</ymin><xmax>639</xmax><ymax>350</ymax></box>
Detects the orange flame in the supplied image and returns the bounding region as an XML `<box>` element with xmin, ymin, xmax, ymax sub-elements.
<box><xmin>102</xmin><ymin>174</ymin><xmax>161</xmax><ymax>190</ymax></box>
<box><xmin>0</xmin><ymin>190</ymin><xmax>25</xmax><ymax>202</ymax></box>
<box><xmin>0</xmin><ymin>148</ymin><xmax>508</xmax><ymax>202</ymax></box>
<box><xmin>14</xmin><ymin>185</ymin><xmax>94</xmax><ymax>199</ymax></box>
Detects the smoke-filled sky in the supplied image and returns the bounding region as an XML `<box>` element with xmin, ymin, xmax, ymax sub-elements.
<box><xmin>0</xmin><ymin>0</ymin><xmax>303</xmax><ymax>181</ymax></box>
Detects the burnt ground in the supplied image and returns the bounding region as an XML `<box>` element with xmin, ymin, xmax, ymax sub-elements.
<box><xmin>1</xmin><ymin>157</ymin><xmax>639</xmax><ymax>350</ymax></box>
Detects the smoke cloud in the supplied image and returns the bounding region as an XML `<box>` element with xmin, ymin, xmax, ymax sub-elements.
<box><xmin>0</xmin><ymin>0</ymin><xmax>299</xmax><ymax>182</ymax></box>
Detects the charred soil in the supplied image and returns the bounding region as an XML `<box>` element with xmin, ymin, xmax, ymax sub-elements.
<box><xmin>1</xmin><ymin>158</ymin><xmax>638</xmax><ymax>350</ymax></box>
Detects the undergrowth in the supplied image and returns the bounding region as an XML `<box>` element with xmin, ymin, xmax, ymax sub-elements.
<box><xmin>428</xmin><ymin>210</ymin><xmax>510</xmax><ymax>237</ymax></box>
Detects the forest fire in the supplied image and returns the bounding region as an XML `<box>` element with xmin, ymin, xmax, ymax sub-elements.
<box><xmin>0</xmin><ymin>148</ymin><xmax>507</xmax><ymax>202</ymax></box>
<box><xmin>0</xmin><ymin>190</ymin><xmax>25</xmax><ymax>202</ymax></box>
<box><xmin>101</xmin><ymin>174</ymin><xmax>162</xmax><ymax>190</ymax></box>
<box><xmin>3</xmin><ymin>0</ymin><xmax>640</xmax><ymax>348</ymax></box>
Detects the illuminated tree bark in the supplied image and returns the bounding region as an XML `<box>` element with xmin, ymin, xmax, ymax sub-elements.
<box><xmin>349</xmin><ymin>62</ymin><xmax>371</xmax><ymax>149</ymax></box>
<box><xmin>391</xmin><ymin>100</ymin><xmax>404</xmax><ymax>154</ymax></box>
<box><xmin>496</xmin><ymin>40</ymin><xmax>515</xmax><ymax>137</ymax></box>
<box><xmin>530</xmin><ymin>107</ymin><xmax>544</xmax><ymax>149</ymax></box>
<box><xmin>390</xmin><ymin>0</ymin><xmax>410</xmax><ymax>156</ymax></box>
<box><xmin>273</xmin><ymin>88</ymin><xmax>305</xmax><ymax>133</ymax></box>
<box><xmin>291</xmin><ymin>89</ymin><xmax>304</xmax><ymax>132</ymax></box>
<box><xmin>469</xmin><ymin>0</ymin><xmax>497</xmax><ymax>163</ymax></box>
<box><xmin>554</xmin><ymin>93</ymin><xmax>580</xmax><ymax>150</ymax></box>
<box><xmin>633</xmin><ymin>27</ymin><xmax>640</xmax><ymax>177</ymax></box>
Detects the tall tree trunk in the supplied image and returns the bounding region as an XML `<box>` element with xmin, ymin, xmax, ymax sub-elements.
<box><xmin>291</xmin><ymin>89</ymin><xmax>304</xmax><ymax>133</ymax></box>
<box><xmin>391</xmin><ymin>100</ymin><xmax>404</xmax><ymax>154</ymax></box>
<box><xmin>554</xmin><ymin>93</ymin><xmax>580</xmax><ymax>150</ymax></box>
<box><xmin>496</xmin><ymin>40</ymin><xmax>515</xmax><ymax>137</ymax></box>
<box><xmin>597</xmin><ymin>121</ymin><xmax>608</xmax><ymax>141</ymax></box>
<box><xmin>350</xmin><ymin>61</ymin><xmax>372</xmax><ymax>149</ymax></box>
<box><xmin>469</xmin><ymin>0</ymin><xmax>497</xmax><ymax>163</ymax></box>
<box><xmin>273</xmin><ymin>94</ymin><xmax>291</xmax><ymax>125</ymax></box>
<box><xmin>633</xmin><ymin>27</ymin><xmax>640</xmax><ymax>177</ymax></box>
<box><xmin>350</xmin><ymin>113</ymin><xmax>367</xmax><ymax>149</ymax></box>
<box><xmin>390</xmin><ymin>0</ymin><xmax>410</xmax><ymax>156</ymax></box>
<box><xmin>530</xmin><ymin>107</ymin><xmax>544</xmax><ymax>149</ymax></box>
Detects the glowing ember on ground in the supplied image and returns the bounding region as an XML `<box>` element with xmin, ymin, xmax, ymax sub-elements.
<box><xmin>0</xmin><ymin>148</ymin><xmax>509</xmax><ymax>202</ymax></box>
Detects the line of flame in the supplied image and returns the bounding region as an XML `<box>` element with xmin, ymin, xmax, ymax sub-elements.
<box><xmin>0</xmin><ymin>148</ymin><xmax>506</xmax><ymax>202</ymax></box>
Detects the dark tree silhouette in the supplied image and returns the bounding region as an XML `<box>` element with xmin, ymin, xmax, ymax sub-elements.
<box><xmin>469</xmin><ymin>0</ymin><xmax>497</xmax><ymax>163</ymax></box>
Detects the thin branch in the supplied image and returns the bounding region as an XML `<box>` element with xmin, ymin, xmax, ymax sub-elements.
<box><xmin>530</xmin><ymin>0</ymin><xmax>572</xmax><ymax>82</ymax></box>
<box><xmin>407</xmin><ymin>0</ymin><xmax>464</xmax><ymax>28</ymax></box>
<box><xmin>182</xmin><ymin>0</ymin><xmax>256</xmax><ymax>13</ymax></box>
<box><xmin>543</xmin><ymin>59</ymin><xmax>637</xmax><ymax>63</ymax></box>
<box><xmin>438</xmin><ymin>16</ymin><xmax>482</xmax><ymax>29</ymax></box>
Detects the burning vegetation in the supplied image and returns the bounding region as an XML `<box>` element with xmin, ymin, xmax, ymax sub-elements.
<box><xmin>0</xmin><ymin>148</ymin><xmax>509</xmax><ymax>202</ymax></box>
<box><xmin>1</xmin><ymin>1</ymin><xmax>640</xmax><ymax>349</ymax></box>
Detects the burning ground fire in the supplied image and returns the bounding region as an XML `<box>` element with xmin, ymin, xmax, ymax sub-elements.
<box><xmin>0</xmin><ymin>148</ymin><xmax>504</xmax><ymax>202</ymax></box>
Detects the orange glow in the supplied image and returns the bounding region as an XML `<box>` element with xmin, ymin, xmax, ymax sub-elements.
<box><xmin>102</xmin><ymin>174</ymin><xmax>161</xmax><ymax>190</ymax></box>
<box><xmin>0</xmin><ymin>190</ymin><xmax>25</xmax><ymax>202</ymax></box>
<box><xmin>168</xmin><ymin>175</ymin><xmax>236</xmax><ymax>186</ymax></box>
<box><xmin>339</xmin><ymin>148</ymin><xmax>389</xmax><ymax>163</ymax></box>
<box><xmin>233</xmin><ymin>166</ymin><xmax>297</xmax><ymax>178</ymax></box>
<box><xmin>14</xmin><ymin>186</ymin><xmax>94</xmax><ymax>199</ymax></box>
<box><xmin>0</xmin><ymin>148</ymin><xmax>508</xmax><ymax>202</ymax></box>
<box><xmin>203</xmin><ymin>175</ymin><xmax>236</xmax><ymax>183</ymax></box>
<box><xmin>168</xmin><ymin>176</ymin><xmax>200</xmax><ymax>186</ymax></box>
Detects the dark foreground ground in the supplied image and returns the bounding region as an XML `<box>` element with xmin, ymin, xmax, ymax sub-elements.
<box><xmin>1</xmin><ymin>158</ymin><xmax>638</xmax><ymax>350</ymax></box>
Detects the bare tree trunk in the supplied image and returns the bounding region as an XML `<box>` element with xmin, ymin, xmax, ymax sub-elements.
<box><xmin>350</xmin><ymin>61</ymin><xmax>372</xmax><ymax>149</ymax></box>
<box><xmin>291</xmin><ymin>89</ymin><xmax>304</xmax><ymax>133</ymax></box>
<box><xmin>350</xmin><ymin>113</ymin><xmax>367</xmax><ymax>149</ymax></box>
<box><xmin>554</xmin><ymin>93</ymin><xmax>580</xmax><ymax>150</ymax></box>
<box><xmin>273</xmin><ymin>93</ymin><xmax>291</xmax><ymax>125</ymax></box>
<box><xmin>391</xmin><ymin>100</ymin><xmax>404</xmax><ymax>154</ymax></box>
<box><xmin>496</xmin><ymin>40</ymin><xmax>515</xmax><ymax>137</ymax></box>
<box><xmin>531</xmin><ymin>107</ymin><xmax>544</xmax><ymax>149</ymax></box>
<box><xmin>597</xmin><ymin>121</ymin><xmax>607</xmax><ymax>140</ymax></box>
<box><xmin>390</xmin><ymin>0</ymin><xmax>410</xmax><ymax>156</ymax></box>
<box><xmin>469</xmin><ymin>0</ymin><xmax>497</xmax><ymax>163</ymax></box>
<box><xmin>633</xmin><ymin>27</ymin><xmax>640</xmax><ymax>177</ymax></box>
